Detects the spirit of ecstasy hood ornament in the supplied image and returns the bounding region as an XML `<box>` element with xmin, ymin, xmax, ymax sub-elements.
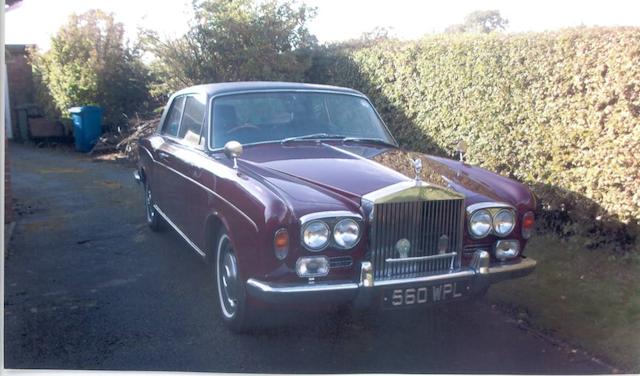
<box><xmin>411</xmin><ymin>158</ymin><xmax>422</xmax><ymax>182</ymax></box>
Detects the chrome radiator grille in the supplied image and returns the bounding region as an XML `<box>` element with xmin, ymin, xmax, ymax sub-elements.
<box><xmin>370</xmin><ymin>199</ymin><xmax>464</xmax><ymax>280</ymax></box>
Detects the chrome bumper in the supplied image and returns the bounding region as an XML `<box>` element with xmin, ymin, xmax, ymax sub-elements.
<box><xmin>246</xmin><ymin>250</ymin><xmax>536</xmax><ymax>305</ymax></box>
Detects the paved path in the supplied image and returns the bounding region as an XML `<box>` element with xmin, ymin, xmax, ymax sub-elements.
<box><xmin>4</xmin><ymin>144</ymin><xmax>611</xmax><ymax>373</ymax></box>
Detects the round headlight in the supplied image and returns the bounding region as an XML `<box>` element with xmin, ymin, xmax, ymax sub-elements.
<box><xmin>469</xmin><ymin>209</ymin><xmax>492</xmax><ymax>238</ymax></box>
<box><xmin>333</xmin><ymin>218</ymin><xmax>360</xmax><ymax>248</ymax></box>
<box><xmin>493</xmin><ymin>209</ymin><xmax>515</xmax><ymax>236</ymax></box>
<box><xmin>302</xmin><ymin>220</ymin><xmax>330</xmax><ymax>250</ymax></box>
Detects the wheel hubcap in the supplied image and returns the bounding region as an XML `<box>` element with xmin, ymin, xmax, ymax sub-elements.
<box><xmin>217</xmin><ymin>235</ymin><xmax>239</xmax><ymax>318</ymax></box>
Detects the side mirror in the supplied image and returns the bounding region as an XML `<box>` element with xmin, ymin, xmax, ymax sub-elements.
<box><xmin>224</xmin><ymin>140</ymin><xmax>243</xmax><ymax>169</ymax></box>
<box><xmin>455</xmin><ymin>140</ymin><xmax>468</xmax><ymax>163</ymax></box>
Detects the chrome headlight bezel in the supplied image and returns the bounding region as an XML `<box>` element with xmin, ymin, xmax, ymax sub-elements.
<box><xmin>469</xmin><ymin>209</ymin><xmax>493</xmax><ymax>238</ymax></box>
<box><xmin>301</xmin><ymin>220</ymin><xmax>330</xmax><ymax>251</ymax></box>
<box><xmin>493</xmin><ymin>209</ymin><xmax>516</xmax><ymax>236</ymax></box>
<box><xmin>333</xmin><ymin>218</ymin><xmax>361</xmax><ymax>249</ymax></box>
<box><xmin>467</xmin><ymin>203</ymin><xmax>518</xmax><ymax>239</ymax></box>
<box><xmin>299</xmin><ymin>211</ymin><xmax>363</xmax><ymax>251</ymax></box>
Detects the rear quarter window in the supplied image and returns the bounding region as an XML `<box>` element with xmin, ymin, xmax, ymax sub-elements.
<box><xmin>162</xmin><ymin>96</ymin><xmax>185</xmax><ymax>137</ymax></box>
<box><xmin>179</xmin><ymin>95</ymin><xmax>206</xmax><ymax>146</ymax></box>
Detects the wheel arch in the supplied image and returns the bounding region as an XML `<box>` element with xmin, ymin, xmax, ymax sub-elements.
<box><xmin>204</xmin><ymin>212</ymin><xmax>236</xmax><ymax>262</ymax></box>
<box><xmin>204</xmin><ymin>210</ymin><xmax>263</xmax><ymax>283</ymax></box>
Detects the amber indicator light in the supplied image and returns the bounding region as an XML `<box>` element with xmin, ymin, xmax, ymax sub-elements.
<box><xmin>522</xmin><ymin>212</ymin><xmax>535</xmax><ymax>230</ymax></box>
<box><xmin>274</xmin><ymin>229</ymin><xmax>289</xmax><ymax>248</ymax></box>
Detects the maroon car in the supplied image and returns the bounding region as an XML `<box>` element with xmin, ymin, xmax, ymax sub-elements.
<box><xmin>135</xmin><ymin>82</ymin><xmax>537</xmax><ymax>331</ymax></box>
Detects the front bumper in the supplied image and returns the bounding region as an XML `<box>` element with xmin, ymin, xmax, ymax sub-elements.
<box><xmin>246</xmin><ymin>250</ymin><xmax>536</xmax><ymax>306</ymax></box>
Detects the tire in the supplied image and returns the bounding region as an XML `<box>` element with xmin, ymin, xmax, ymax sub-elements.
<box><xmin>144</xmin><ymin>182</ymin><xmax>162</xmax><ymax>232</ymax></box>
<box><xmin>215</xmin><ymin>229</ymin><xmax>255</xmax><ymax>333</ymax></box>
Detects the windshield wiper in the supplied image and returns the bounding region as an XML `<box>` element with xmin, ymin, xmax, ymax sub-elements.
<box><xmin>281</xmin><ymin>133</ymin><xmax>346</xmax><ymax>144</ymax></box>
<box><xmin>342</xmin><ymin>137</ymin><xmax>396</xmax><ymax>147</ymax></box>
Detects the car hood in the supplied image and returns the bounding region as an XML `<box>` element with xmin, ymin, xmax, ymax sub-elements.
<box><xmin>238</xmin><ymin>142</ymin><xmax>534</xmax><ymax>214</ymax></box>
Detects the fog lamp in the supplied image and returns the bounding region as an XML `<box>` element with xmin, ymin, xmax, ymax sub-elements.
<box><xmin>495</xmin><ymin>239</ymin><xmax>520</xmax><ymax>261</ymax></box>
<box><xmin>296</xmin><ymin>256</ymin><xmax>330</xmax><ymax>278</ymax></box>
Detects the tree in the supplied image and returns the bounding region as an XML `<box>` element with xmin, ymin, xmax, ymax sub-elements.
<box><xmin>445</xmin><ymin>10</ymin><xmax>508</xmax><ymax>34</ymax></box>
<box><xmin>31</xmin><ymin>10</ymin><xmax>150</xmax><ymax>125</ymax></box>
<box><xmin>141</xmin><ymin>0</ymin><xmax>318</xmax><ymax>98</ymax></box>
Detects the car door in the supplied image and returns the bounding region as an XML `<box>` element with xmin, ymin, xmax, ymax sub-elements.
<box><xmin>169</xmin><ymin>94</ymin><xmax>210</xmax><ymax>249</ymax></box>
<box><xmin>153</xmin><ymin>95</ymin><xmax>186</xmax><ymax>227</ymax></box>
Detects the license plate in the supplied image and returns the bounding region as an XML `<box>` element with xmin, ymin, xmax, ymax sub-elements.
<box><xmin>382</xmin><ymin>280</ymin><xmax>470</xmax><ymax>308</ymax></box>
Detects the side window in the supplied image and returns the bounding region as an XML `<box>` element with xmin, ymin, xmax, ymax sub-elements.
<box><xmin>179</xmin><ymin>95</ymin><xmax>206</xmax><ymax>146</ymax></box>
<box><xmin>162</xmin><ymin>96</ymin><xmax>185</xmax><ymax>137</ymax></box>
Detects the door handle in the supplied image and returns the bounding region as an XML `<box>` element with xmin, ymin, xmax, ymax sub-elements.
<box><xmin>157</xmin><ymin>151</ymin><xmax>170</xmax><ymax>160</ymax></box>
<box><xmin>192</xmin><ymin>167</ymin><xmax>203</xmax><ymax>179</ymax></box>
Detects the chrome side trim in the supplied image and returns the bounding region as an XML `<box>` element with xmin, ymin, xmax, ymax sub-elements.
<box><xmin>385</xmin><ymin>252</ymin><xmax>457</xmax><ymax>263</ymax></box>
<box><xmin>362</xmin><ymin>180</ymin><xmax>464</xmax><ymax>204</ymax></box>
<box><xmin>152</xmin><ymin>158</ymin><xmax>258</xmax><ymax>232</ymax></box>
<box><xmin>154</xmin><ymin>204</ymin><xmax>206</xmax><ymax>258</ymax></box>
<box><xmin>139</xmin><ymin>145</ymin><xmax>154</xmax><ymax>159</ymax></box>
<box><xmin>299</xmin><ymin>210</ymin><xmax>363</xmax><ymax>225</ymax></box>
<box><xmin>246</xmin><ymin>278</ymin><xmax>358</xmax><ymax>293</ymax></box>
<box><xmin>372</xmin><ymin>269</ymin><xmax>476</xmax><ymax>287</ymax></box>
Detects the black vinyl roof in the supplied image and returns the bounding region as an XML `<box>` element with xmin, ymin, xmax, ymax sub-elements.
<box><xmin>173</xmin><ymin>81</ymin><xmax>364</xmax><ymax>98</ymax></box>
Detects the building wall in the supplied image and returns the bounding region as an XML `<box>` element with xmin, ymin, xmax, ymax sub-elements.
<box><xmin>3</xmin><ymin>45</ymin><xmax>32</xmax><ymax>224</ymax></box>
<box><xmin>5</xmin><ymin>44</ymin><xmax>35</xmax><ymax>140</ymax></box>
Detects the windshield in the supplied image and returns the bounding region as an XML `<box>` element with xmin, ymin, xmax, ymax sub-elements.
<box><xmin>209</xmin><ymin>91</ymin><xmax>394</xmax><ymax>149</ymax></box>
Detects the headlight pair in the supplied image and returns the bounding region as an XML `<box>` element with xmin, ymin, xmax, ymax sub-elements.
<box><xmin>468</xmin><ymin>207</ymin><xmax>516</xmax><ymax>238</ymax></box>
<box><xmin>302</xmin><ymin>217</ymin><xmax>360</xmax><ymax>251</ymax></box>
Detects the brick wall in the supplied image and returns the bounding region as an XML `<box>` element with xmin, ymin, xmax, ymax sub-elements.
<box><xmin>3</xmin><ymin>45</ymin><xmax>30</xmax><ymax>224</ymax></box>
<box><xmin>5</xmin><ymin>45</ymin><xmax>35</xmax><ymax>139</ymax></box>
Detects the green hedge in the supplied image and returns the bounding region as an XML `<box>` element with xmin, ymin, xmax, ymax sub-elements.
<box><xmin>310</xmin><ymin>28</ymin><xmax>640</xmax><ymax>247</ymax></box>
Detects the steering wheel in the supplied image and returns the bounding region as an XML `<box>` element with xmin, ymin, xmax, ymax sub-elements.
<box><xmin>225</xmin><ymin>123</ymin><xmax>260</xmax><ymax>135</ymax></box>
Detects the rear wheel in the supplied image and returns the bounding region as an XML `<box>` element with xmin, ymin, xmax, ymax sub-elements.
<box><xmin>144</xmin><ymin>182</ymin><xmax>162</xmax><ymax>231</ymax></box>
<box><xmin>215</xmin><ymin>229</ymin><xmax>255</xmax><ymax>333</ymax></box>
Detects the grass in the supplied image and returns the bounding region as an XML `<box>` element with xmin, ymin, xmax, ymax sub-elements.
<box><xmin>488</xmin><ymin>234</ymin><xmax>640</xmax><ymax>372</ymax></box>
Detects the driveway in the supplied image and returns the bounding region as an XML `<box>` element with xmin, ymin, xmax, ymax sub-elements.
<box><xmin>4</xmin><ymin>143</ymin><xmax>611</xmax><ymax>373</ymax></box>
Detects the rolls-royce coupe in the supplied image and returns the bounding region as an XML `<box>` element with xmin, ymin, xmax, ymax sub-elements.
<box><xmin>135</xmin><ymin>82</ymin><xmax>537</xmax><ymax>332</ymax></box>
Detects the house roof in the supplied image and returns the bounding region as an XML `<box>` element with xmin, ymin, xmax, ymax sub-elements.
<box><xmin>5</xmin><ymin>0</ymin><xmax>22</xmax><ymax>10</ymax></box>
<box><xmin>5</xmin><ymin>44</ymin><xmax>34</xmax><ymax>54</ymax></box>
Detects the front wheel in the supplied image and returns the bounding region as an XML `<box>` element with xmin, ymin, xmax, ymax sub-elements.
<box><xmin>215</xmin><ymin>229</ymin><xmax>255</xmax><ymax>333</ymax></box>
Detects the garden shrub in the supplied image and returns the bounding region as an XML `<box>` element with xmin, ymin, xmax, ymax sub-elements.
<box><xmin>310</xmin><ymin>28</ymin><xmax>640</xmax><ymax>248</ymax></box>
<box><xmin>31</xmin><ymin>10</ymin><xmax>150</xmax><ymax>126</ymax></box>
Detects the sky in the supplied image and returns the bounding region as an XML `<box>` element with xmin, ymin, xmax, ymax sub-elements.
<box><xmin>5</xmin><ymin>0</ymin><xmax>640</xmax><ymax>50</ymax></box>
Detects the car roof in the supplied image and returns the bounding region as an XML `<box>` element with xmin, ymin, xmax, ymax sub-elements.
<box><xmin>172</xmin><ymin>81</ymin><xmax>365</xmax><ymax>98</ymax></box>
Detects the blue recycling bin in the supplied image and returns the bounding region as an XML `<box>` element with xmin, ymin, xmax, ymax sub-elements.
<box><xmin>69</xmin><ymin>106</ymin><xmax>103</xmax><ymax>152</ymax></box>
